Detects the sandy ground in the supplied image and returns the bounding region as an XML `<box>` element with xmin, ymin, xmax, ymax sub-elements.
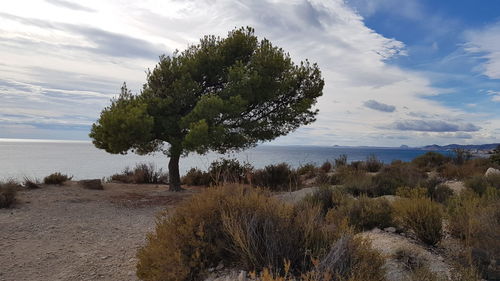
<box><xmin>0</xmin><ymin>182</ymin><xmax>198</xmax><ymax>281</ymax></box>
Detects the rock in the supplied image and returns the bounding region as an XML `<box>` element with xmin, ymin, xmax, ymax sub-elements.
<box><xmin>384</xmin><ymin>227</ymin><xmax>396</xmax><ymax>233</ymax></box>
<box><xmin>485</xmin><ymin>167</ymin><xmax>500</xmax><ymax>177</ymax></box>
<box><xmin>372</xmin><ymin>228</ymin><xmax>382</xmax><ymax>233</ymax></box>
<box><xmin>79</xmin><ymin>179</ymin><xmax>103</xmax><ymax>190</ymax></box>
<box><xmin>216</xmin><ymin>262</ymin><xmax>224</xmax><ymax>270</ymax></box>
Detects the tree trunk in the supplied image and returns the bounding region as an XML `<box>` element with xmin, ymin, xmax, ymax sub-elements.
<box><xmin>168</xmin><ymin>153</ymin><xmax>183</xmax><ymax>191</ymax></box>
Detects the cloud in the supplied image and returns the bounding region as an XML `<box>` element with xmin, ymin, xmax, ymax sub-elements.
<box><xmin>392</xmin><ymin>120</ymin><xmax>480</xmax><ymax>132</ymax></box>
<box><xmin>487</xmin><ymin>90</ymin><xmax>500</xmax><ymax>102</ymax></box>
<box><xmin>363</xmin><ymin>99</ymin><xmax>396</xmax><ymax>112</ymax></box>
<box><xmin>464</xmin><ymin>21</ymin><xmax>500</xmax><ymax>79</ymax></box>
<box><xmin>0</xmin><ymin>12</ymin><xmax>166</xmax><ymax>59</ymax></box>
<box><xmin>45</xmin><ymin>0</ymin><xmax>95</xmax><ymax>12</ymax></box>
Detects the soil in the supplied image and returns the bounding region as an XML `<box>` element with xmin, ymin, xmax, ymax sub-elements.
<box><xmin>0</xmin><ymin>182</ymin><xmax>198</xmax><ymax>281</ymax></box>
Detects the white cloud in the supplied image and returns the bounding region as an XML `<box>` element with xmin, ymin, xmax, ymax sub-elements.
<box><xmin>464</xmin><ymin>21</ymin><xmax>500</xmax><ymax>79</ymax></box>
<box><xmin>0</xmin><ymin>0</ymin><xmax>496</xmax><ymax>146</ymax></box>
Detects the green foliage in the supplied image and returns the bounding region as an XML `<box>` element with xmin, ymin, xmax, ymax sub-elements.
<box><xmin>297</xmin><ymin>163</ymin><xmax>317</xmax><ymax>179</ymax></box>
<box><xmin>43</xmin><ymin>172</ymin><xmax>72</xmax><ymax>185</ymax></box>
<box><xmin>465</xmin><ymin>175</ymin><xmax>490</xmax><ymax>195</ymax></box>
<box><xmin>394</xmin><ymin>197</ymin><xmax>443</xmax><ymax>246</ymax></box>
<box><xmin>208</xmin><ymin>158</ymin><xmax>253</xmax><ymax>185</ymax></box>
<box><xmin>136</xmin><ymin>186</ymin><xmax>337</xmax><ymax>281</ymax></box>
<box><xmin>110</xmin><ymin>163</ymin><xmax>167</xmax><ymax>184</ymax></box>
<box><xmin>90</xmin><ymin>27</ymin><xmax>324</xmax><ymax>190</ymax></box>
<box><xmin>0</xmin><ymin>181</ymin><xmax>18</xmax><ymax>208</ymax></box>
<box><xmin>327</xmin><ymin>196</ymin><xmax>394</xmax><ymax>231</ymax></box>
<box><xmin>412</xmin><ymin>152</ymin><xmax>450</xmax><ymax>170</ymax></box>
<box><xmin>302</xmin><ymin>186</ymin><xmax>340</xmax><ymax>214</ymax></box>
<box><xmin>365</xmin><ymin>154</ymin><xmax>383</xmax><ymax>172</ymax></box>
<box><xmin>372</xmin><ymin>162</ymin><xmax>426</xmax><ymax>196</ymax></box>
<box><xmin>252</xmin><ymin>163</ymin><xmax>301</xmax><ymax>191</ymax></box>
<box><xmin>181</xmin><ymin>168</ymin><xmax>211</xmax><ymax>186</ymax></box>
<box><xmin>334</xmin><ymin>154</ymin><xmax>347</xmax><ymax>167</ymax></box>
<box><xmin>490</xmin><ymin>145</ymin><xmax>500</xmax><ymax>165</ymax></box>
<box><xmin>429</xmin><ymin>184</ymin><xmax>454</xmax><ymax>203</ymax></box>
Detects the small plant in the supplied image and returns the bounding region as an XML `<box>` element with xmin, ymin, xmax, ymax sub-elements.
<box><xmin>181</xmin><ymin>168</ymin><xmax>211</xmax><ymax>186</ymax></box>
<box><xmin>0</xmin><ymin>181</ymin><xmax>17</xmax><ymax>208</ymax></box>
<box><xmin>429</xmin><ymin>184</ymin><xmax>454</xmax><ymax>203</ymax></box>
<box><xmin>23</xmin><ymin>177</ymin><xmax>41</xmax><ymax>189</ymax></box>
<box><xmin>43</xmin><ymin>172</ymin><xmax>72</xmax><ymax>185</ymax></box>
<box><xmin>465</xmin><ymin>175</ymin><xmax>490</xmax><ymax>195</ymax></box>
<box><xmin>393</xmin><ymin>197</ymin><xmax>443</xmax><ymax>246</ymax></box>
<box><xmin>320</xmin><ymin>161</ymin><xmax>332</xmax><ymax>173</ymax></box>
<box><xmin>297</xmin><ymin>163</ymin><xmax>317</xmax><ymax>179</ymax></box>
<box><xmin>372</xmin><ymin>162</ymin><xmax>426</xmax><ymax>196</ymax></box>
<box><xmin>412</xmin><ymin>152</ymin><xmax>450</xmax><ymax>170</ymax></box>
<box><xmin>396</xmin><ymin>186</ymin><xmax>428</xmax><ymax>198</ymax></box>
<box><xmin>394</xmin><ymin>247</ymin><xmax>426</xmax><ymax>271</ymax></box>
<box><xmin>334</xmin><ymin>154</ymin><xmax>347</xmax><ymax>167</ymax></box>
<box><xmin>110</xmin><ymin>163</ymin><xmax>167</xmax><ymax>184</ymax></box>
<box><xmin>252</xmin><ymin>163</ymin><xmax>301</xmax><ymax>191</ymax></box>
<box><xmin>328</xmin><ymin>195</ymin><xmax>394</xmax><ymax>231</ymax></box>
<box><xmin>365</xmin><ymin>154</ymin><xmax>383</xmax><ymax>172</ymax></box>
<box><xmin>343</xmin><ymin>173</ymin><xmax>374</xmax><ymax>196</ymax></box>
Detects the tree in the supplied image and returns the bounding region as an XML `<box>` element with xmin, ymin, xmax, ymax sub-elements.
<box><xmin>90</xmin><ymin>27</ymin><xmax>324</xmax><ymax>191</ymax></box>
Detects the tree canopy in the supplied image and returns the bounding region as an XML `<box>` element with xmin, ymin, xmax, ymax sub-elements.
<box><xmin>90</xmin><ymin>27</ymin><xmax>324</xmax><ymax>190</ymax></box>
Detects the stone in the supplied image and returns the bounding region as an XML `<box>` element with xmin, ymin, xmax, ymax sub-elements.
<box><xmin>384</xmin><ymin>227</ymin><xmax>396</xmax><ymax>233</ymax></box>
<box><xmin>216</xmin><ymin>262</ymin><xmax>224</xmax><ymax>270</ymax></box>
<box><xmin>238</xmin><ymin>271</ymin><xmax>247</xmax><ymax>281</ymax></box>
<box><xmin>485</xmin><ymin>167</ymin><xmax>500</xmax><ymax>177</ymax></box>
<box><xmin>79</xmin><ymin>179</ymin><xmax>103</xmax><ymax>190</ymax></box>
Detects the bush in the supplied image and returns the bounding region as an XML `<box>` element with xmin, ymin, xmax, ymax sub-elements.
<box><xmin>181</xmin><ymin>168</ymin><xmax>211</xmax><ymax>186</ymax></box>
<box><xmin>302</xmin><ymin>186</ymin><xmax>341</xmax><ymax>214</ymax></box>
<box><xmin>111</xmin><ymin>163</ymin><xmax>167</xmax><ymax>184</ymax></box>
<box><xmin>365</xmin><ymin>154</ymin><xmax>383</xmax><ymax>173</ymax></box>
<box><xmin>23</xmin><ymin>177</ymin><xmax>41</xmax><ymax>189</ymax></box>
<box><xmin>430</xmin><ymin>184</ymin><xmax>454</xmax><ymax>203</ymax></box>
<box><xmin>208</xmin><ymin>158</ymin><xmax>253</xmax><ymax>185</ymax></box>
<box><xmin>465</xmin><ymin>175</ymin><xmax>490</xmax><ymax>195</ymax></box>
<box><xmin>43</xmin><ymin>172</ymin><xmax>72</xmax><ymax>185</ymax></box>
<box><xmin>412</xmin><ymin>152</ymin><xmax>450</xmax><ymax>170</ymax></box>
<box><xmin>320</xmin><ymin>161</ymin><xmax>332</xmax><ymax>173</ymax></box>
<box><xmin>396</xmin><ymin>187</ymin><xmax>428</xmax><ymax>199</ymax></box>
<box><xmin>334</xmin><ymin>154</ymin><xmax>347</xmax><ymax>168</ymax></box>
<box><xmin>343</xmin><ymin>173</ymin><xmax>374</xmax><ymax>196</ymax></box>
<box><xmin>0</xmin><ymin>181</ymin><xmax>17</xmax><ymax>208</ymax></box>
<box><xmin>372</xmin><ymin>162</ymin><xmax>426</xmax><ymax>196</ymax></box>
<box><xmin>439</xmin><ymin>158</ymin><xmax>492</xmax><ymax>180</ymax></box>
<box><xmin>297</xmin><ymin>163</ymin><xmax>317</xmax><ymax>179</ymax></box>
<box><xmin>393</xmin><ymin>197</ymin><xmax>443</xmax><ymax>246</ymax></box>
<box><xmin>327</xmin><ymin>195</ymin><xmax>394</xmax><ymax>231</ymax></box>
<box><xmin>252</xmin><ymin>163</ymin><xmax>301</xmax><ymax>191</ymax></box>
<box><xmin>136</xmin><ymin>186</ymin><xmax>337</xmax><ymax>281</ymax></box>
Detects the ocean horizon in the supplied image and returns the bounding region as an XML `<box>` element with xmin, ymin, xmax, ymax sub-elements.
<box><xmin>0</xmin><ymin>139</ymin><xmax>453</xmax><ymax>181</ymax></box>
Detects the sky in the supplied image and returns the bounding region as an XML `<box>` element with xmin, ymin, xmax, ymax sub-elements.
<box><xmin>0</xmin><ymin>0</ymin><xmax>499</xmax><ymax>147</ymax></box>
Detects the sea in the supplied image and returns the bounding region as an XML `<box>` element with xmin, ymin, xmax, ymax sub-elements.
<box><xmin>0</xmin><ymin>139</ymin><xmax>450</xmax><ymax>181</ymax></box>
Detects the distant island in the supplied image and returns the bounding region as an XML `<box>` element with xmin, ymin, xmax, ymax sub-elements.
<box><xmin>421</xmin><ymin>143</ymin><xmax>500</xmax><ymax>153</ymax></box>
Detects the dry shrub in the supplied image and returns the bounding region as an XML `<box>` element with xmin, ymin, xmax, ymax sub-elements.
<box><xmin>365</xmin><ymin>154</ymin><xmax>383</xmax><ymax>173</ymax></box>
<box><xmin>23</xmin><ymin>177</ymin><xmax>41</xmax><ymax>189</ymax></box>
<box><xmin>0</xmin><ymin>181</ymin><xmax>18</xmax><ymax>208</ymax></box>
<box><xmin>412</xmin><ymin>152</ymin><xmax>450</xmax><ymax>171</ymax></box>
<box><xmin>302</xmin><ymin>186</ymin><xmax>343</xmax><ymax>214</ymax></box>
<box><xmin>394</xmin><ymin>247</ymin><xmax>426</xmax><ymax>272</ymax></box>
<box><xmin>334</xmin><ymin>154</ymin><xmax>347</xmax><ymax>168</ymax></box>
<box><xmin>320</xmin><ymin>161</ymin><xmax>332</xmax><ymax>173</ymax></box>
<box><xmin>297</xmin><ymin>163</ymin><xmax>318</xmax><ymax>179</ymax></box>
<box><xmin>447</xmin><ymin>189</ymin><xmax>500</xmax><ymax>277</ymax></box>
<box><xmin>208</xmin><ymin>158</ymin><xmax>253</xmax><ymax>185</ymax></box>
<box><xmin>253</xmin><ymin>163</ymin><xmax>301</xmax><ymax>191</ymax></box>
<box><xmin>43</xmin><ymin>172</ymin><xmax>72</xmax><ymax>185</ymax></box>
<box><xmin>430</xmin><ymin>184</ymin><xmax>454</xmax><ymax>203</ymax></box>
<box><xmin>393</xmin><ymin>197</ymin><xmax>443</xmax><ymax>246</ymax></box>
<box><xmin>465</xmin><ymin>175</ymin><xmax>490</xmax><ymax>195</ymax></box>
<box><xmin>136</xmin><ymin>186</ymin><xmax>337</xmax><ymax>281</ymax></box>
<box><xmin>395</xmin><ymin>187</ymin><xmax>428</xmax><ymax>199</ymax></box>
<box><xmin>342</xmin><ymin>173</ymin><xmax>374</xmax><ymax>196</ymax></box>
<box><xmin>254</xmin><ymin>235</ymin><xmax>386</xmax><ymax>281</ymax></box>
<box><xmin>439</xmin><ymin>158</ymin><xmax>491</xmax><ymax>180</ymax></box>
<box><xmin>372</xmin><ymin>162</ymin><xmax>426</xmax><ymax>196</ymax></box>
<box><xmin>181</xmin><ymin>168</ymin><xmax>211</xmax><ymax>186</ymax></box>
<box><xmin>327</xmin><ymin>196</ymin><xmax>394</xmax><ymax>231</ymax></box>
<box><xmin>111</xmin><ymin>163</ymin><xmax>167</xmax><ymax>184</ymax></box>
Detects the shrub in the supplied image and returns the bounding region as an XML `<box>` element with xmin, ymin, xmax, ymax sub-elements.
<box><xmin>252</xmin><ymin>163</ymin><xmax>301</xmax><ymax>191</ymax></box>
<box><xmin>302</xmin><ymin>186</ymin><xmax>341</xmax><ymax>214</ymax></box>
<box><xmin>208</xmin><ymin>158</ymin><xmax>253</xmax><ymax>185</ymax></box>
<box><xmin>452</xmin><ymin>149</ymin><xmax>472</xmax><ymax>165</ymax></box>
<box><xmin>334</xmin><ymin>154</ymin><xmax>347</xmax><ymax>168</ymax></box>
<box><xmin>111</xmin><ymin>163</ymin><xmax>167</xmax><ymax>184</ymax></box>
<box><xmin>136</xmin><ymin>186</ymin><xmax>337</xmax><ymax>281</ymax></box>
<box><xmin>439</xmin><ymin>158</ymin><xmax>491</xmax><ymax>180</ymax></box>
<box><xmin>486</xmin><ymin>173</ymin><xmax>500</xmax><ymax>189</ymax></box>
<box><xmin>396</xmin><ymin>187</ymin><xmax>428</xmax><ymax>199</ymax></box>
<box><xmin>343</xmin><ymin>173</ymin><xmax>374</xmax><ymax>196</ymax></box>
<box><xmin>465</xmin><ymin>175</ymin><xmax>490</xmax><ymax>195</ymax></box>
<box><xmin>320</xmin><ymin>161</ymin><xmax>332</xmax><ymax>173</ymax></box>
<box><xmin>43</xmin><ymin>172</ymin><xmax>72</xmax><ymax>185</ymax></box>
<box><xmin>393</xmin><ymin>197</ymin><xmax>443</xmax><ymax>246</ymax></box>
<box><xmin>365</xmin><ymin>154</ymin><xmax>383</xmax><ymax>173</ymax></box>
<box><xmin>372</xmin><ymin>162</ymin><xmax>426</xmax><ymax>196</ymax></box>
<box><xmin>327</xmin><ymin>195</ymin><xmax>394</xmax><ymax>231</ymax></box>
<box><xmin>181</xmin><ymin>168</ymin><xmax>211</xmax><ymax>186</ymax></box>
<box><xmin>23</xmin><ymin>177</ymin><xmax>41</xmax><ymax>189</ymax></box>
<box><xmin>0</xmin><ymin>181</ymin><xmax>17</xmax><ymax>208</ymax></box>
<box><xmin>297</xmin><ymin>163</ymin><xmax>317</xmax><ymax>179</ymax></box>
<box><xmin>412</xmin><ymin>152</ymin><xmax>450</xmax><ymax>170</ymax></box>
<box><xmin>430</xmin><ymin>184</ymin><xmax>454</xmax><ymax>203</ymax></box>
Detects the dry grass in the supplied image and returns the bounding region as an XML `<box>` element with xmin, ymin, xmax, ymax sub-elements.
<box><xmin>0</xmin><ymin>181</ymin><xmax>18</xmax><ymax>208</ymax></box>
<box><xmin>43</xmin><ymin>172</ymin><xmax>73</xmax><ymax>185</ymax></box>
<box><xmin>110</xmin><ymin>163</ymin><xmax>167</xmax><ymax>184</ymax></box>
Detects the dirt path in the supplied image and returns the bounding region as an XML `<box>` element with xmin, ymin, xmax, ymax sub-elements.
<box><xmin>0</xmin><ymin>182</ymin><xmax>197</xmax><ymax>281</ymax></box>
